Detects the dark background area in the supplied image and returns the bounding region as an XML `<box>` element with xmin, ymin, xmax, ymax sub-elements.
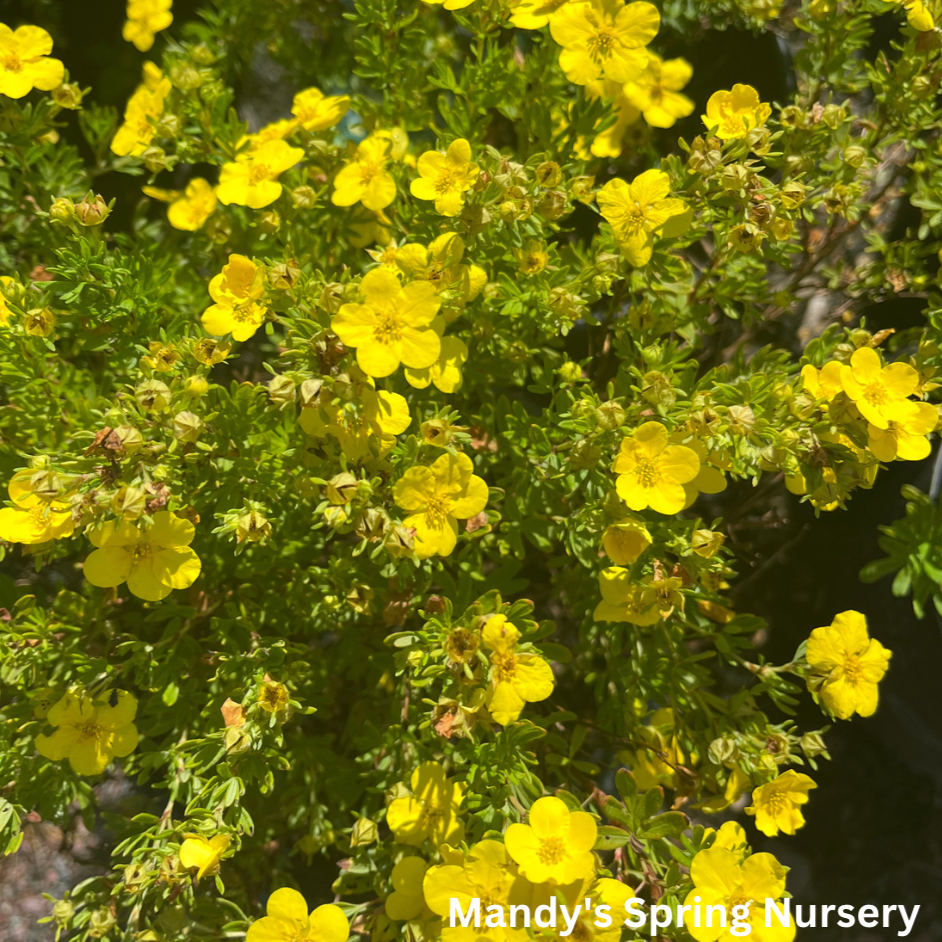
<box><xmin>0</xmin><ymin>0</ymin><xmax>940</xmax><ymax>939</ymax></box>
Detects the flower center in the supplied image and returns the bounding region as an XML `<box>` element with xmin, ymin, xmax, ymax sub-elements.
<box><xmin>435</xmin><ymin>168</ymin><xmax>460</xmax><ymax>194</ymax></box>
<box><xmin>233</xmin><ymin>301</ymin><xmax>263</xmax><ymax>323</ymax></box>
<box><xmin>4</xmin><ymin>54</ymin><xmax>23</xmax><ymax>74</ymax></box>
<box><xmin>76</xmin><ymin>721</ymin><xmax>102</xmax><ymax>743</ymax></box>
<box><xmin>423</xmin><ymin>494</ymin><xmax>451</xmax><ymax>527</ymax></box>
<box><xmin>133</xmin><ymin>544</ymin><xmax>153</xmax><ymax>562</ymax></box>
<box><xmin>634</xmin><ymin>458</ymin><xmax>660</xmax><ymax>488</ymax></box>
<box><xmin>862</xmin><ymin>381</ymin><xmax>887</xmax><ymax>407</ymax></box>
<box><xmin>373</xmin><ymin>311</ymin><xmax>403</xmax><ymax>344</ymax></box>
<box><xmin>589</xmin><ymin>30</ymin><xmax>616</xmax><ymax>61</ymax></box>
<box><xmin>491</xmin><ymin>651</ymin><xmax>517</xmax><ymax>681</ymax></box>
<box><xmin>249</xmin><ymin>163</ymin><xmax>272</xmax><ymax>185</ymax></box>
<box><xmin>359</xmin><ymin>160</ymin><xmax>384</xmax><ymax>184</ymax></box>
<box><xmin>536</xmin><ymin>835</ymin><xmax>568</xmax><ymax>865</ymax></box>
<box><xmin>842</xmin><ymin>653</ymin><xmax>862</xmax><ymax>684</ymax></box>
<box><xmin>762</xmin><ymin>788</ymin><xmax>787</xmax><ymax>814</ymax></box>
<box><xmin>623</xmin><ymin>204</ymin><xmax>647</xmax><ymax>232</ymax></box>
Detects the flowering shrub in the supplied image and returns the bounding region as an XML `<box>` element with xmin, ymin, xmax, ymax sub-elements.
<box><xmin>0</xmin><ymin>0</ymin><xmax>937</xmax><ymax>939</ymax></box>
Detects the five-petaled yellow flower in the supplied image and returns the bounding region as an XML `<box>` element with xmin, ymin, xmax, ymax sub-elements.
<box><xmin>806</xmin><ymin>610</ymin><xmax>891</xmax><ymax>720</ymax></box>
<box><xmin>217</xmin><ymin>139</ymin><xmax>304</xmax><ymax>209</ymax></box>
<box><xmin>111</xmin><ymin>63</ymin><xmax>171</xmax><ymax>157</ymax></box>
<box><xmin>482</xmin><ymin>615</ymin><xmax>555</xmax><ymax>725</ymax></box>
<box><xmin>387</xmin><ymin>761</ymin><xmax>465</xmax><ymax>846</ymax></box>
<box><xmin>332</xmin><ymin>268</ymin><xmax>441</xmax><ymax>378</ymax></box>
<box><xmin>612</xmin><ymin>421</ymin><xmax>700</xmax><ymax>514</ymax></box>
<box><xmin>83</xmin><ymin>510</ymin><xmax>201</xmax><ymax>601</ymax></box>
<box><xmin>332</xmin><ymin>136</ymin><xmax>397</xmax><ymax>212</ymax></box>
<box><xmin>684</xmin><ymin>844</ymin><xmax>795</xmax><ymax>942</ymax></box>
<box><xmin>549</xmin><ymin>0</ymin><xmax>660</xmax><ymax>86</ymax></box>
<box><xmin>410</xmin><ymin>139</ymin><xmax>479</xmax><ymax>217</ymax></box>
<box><xmin>36</xmin><ymin>689</ymin><xmax>139</xmax><ymax>776</ymax></box>
<box><xmin>180</xmin><ymin>833</ymin><xmax>231</xmax><ymax>880</ymax></box>
<box><xmin>839</xmin><ymin>346</ymin><xmax>920</xmax><ymax>430</ymax></box>
<box><xmin>0</xmin><ymin>469</ymin><xmax>74</xmax><ymax>544</ymax></box>
<box><xmin>123</xmin><ymin>0</ymin><xmax>173</xmax><ymax>53</ymax></box>
<box><xmin>702</xmin><ymin>84</ymin><xmax>772</xmax><ymax>141</ymax></box>
<box><xmin>623</xmin><ymin>53</ymin><xmax>694</xmax><ymax>128</ymax></box>
<box><xmin>202</xmin><ymin>254</ymin><xmax>268</xmax><ymax>341</ymax></box>
<box><xmin>593</xmin><ymin>568</ymin><xmax>659</xmax><ymax>625</ymax></box>
<box><xmin>597</xmin><ymin>169</ymin><xmax>689</xmax><ymax>266</ymax></box>
<box><xmin>867</xmin><ymin>398</ymin><xmax>937</xmax><ymax>462</ymax></box>
<box><xmin>505</xmin><ymin>795</ymin><xmax>597</xmax><ymax>884</ymax></box>
<box><xmin>745</xmin><ymin>770</ymin><xmax>816</xmax><ymax>838</ymax></box>
<box><xmin>0</xmin><ymin>23</ymin><xmax>65</xmax><ymax>99</ymax></box>
<box><xmin>292</xmin><ymin>86</ymin><xmax>350</xmax><ymax>131</ymax></box>
<box><xmin>393</xmin><ymin>452</ymin><xmax>488</xmax><ymax>558</ymax></box>
<box><xmin>246</xmin><ymin>887</ymin><xmax>349</xmax><ymax>942</ymax></box>
<box><xmin>168</xmin><ymin>178</ymin><xmax>217</xmax><ymax>231</ymax></box>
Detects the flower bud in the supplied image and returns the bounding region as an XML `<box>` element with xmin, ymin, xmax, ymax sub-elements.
<box><xmin>75</xmin><ymin>192</ymin><xmax>110</xmax><ymax>226</ymax></box>
<box><xmin>299</xmin><ymin>378</ymin><xmax>324</xmax><ymax>406</ymax></box>
<box><xmin>327</xmin><ymin>472</ymin><xmax>358</xmax><ymax>505</ymax></box>
<box><xmin>52</xmin><ymin>83</ymin><xmax>83</xmax><ymax>109</ymax></box>
<box><xmin>269</xmin><ymin>259</ymin><xmax>301</xmax><ymax>290</ymax></box>
<box><xmin>384</xmin><ymin>524</ymin><xmax>415</xmax><ymax>559</ymax></box>
<box><xmin>351</xmin><ymin>817</ymin><xmax>378</xmax><ymax>847</ymax></box>
<box><xmin>170</xmin><ymin>63</ymin><xmax>202</xmax><ymax>90</ymax></box>
<box><xmin>535</xmin><ymin>161</ymin><xmax>562</xmax><ymax>187</ymax></box>
<box><xmin>595</xmin><ymin>400</ymin><xmax>626</xmax><ymax>430</ymax></box>
<box><xmin>258</xmin><ymin>210</ymin><xmax>281</xmax><ymax>233</ymax></box>
<box><xmin>842</xmin><ymin>145</ymin><xmax>866</xmax><ymax>168</ymax></box>
<box><xmin>88</xmin><ymin>907</ymin><xmax>117</xmax><ymax>939</ymax></box>
<box><xmin>800</xmin><ymin>731</ymin><xmax>829</xmax><ymax>758</ymax></box>
<box><xmin>558</xmin><ymin>361</ymin><xmax>583</xmax><ymax>384</ymax></box>
<box><xmin>569</xmin><ymin>440</ymin><xmax>601</xmax><ymax>469</ymax></box>
<box><xmin>142</xmin><ymin>146</ymin><xmax>168</xmax><ymax>174</ymax></box>
<box><xmin>155</xmin><ymin>113</ymin><xmax>182</xmax><ymax>138</ymax></box>
<box><xmin>708</xmin><ymin>737</ymin><xmax>737</xmax><ymax>765</ymax></box>
<box><xmin>570</xmin><ymin>176</ymin><xmax>595</xmax><ymax>202</ymax></box>
<box><xmin>172</xmin><ymin>411</ymin><xmax>203</xmax><ymax>443</ymax></box>
<box><xmin>536</xmin><ymin>189</ymin><xmax>568</xmax><ymax>220</ymax></box>
<box><xmin>780</xmin><ymin>181</ymin><xmax>806</xmax><ymax>208</ymax></box>
<box><xmin>291</xmin><ymin>185</ymin><xmax>318</xmax><ymax>209</ymax></box>
<box><xmin>267</xmin><ymin>374</ymin><xmax>296</xmax><ymax>405</ymax></box>
<box><xmin>727</xmin><ymin>404</ymin><xmax>756</xmax><ymax>435</ymax></box>
<box><xmin>49</xmin><ymin>197</ymin><xmax>75</xmax><ymax>222</ymax></box>
<box><xmin>112</xmin><ymin>425</ymin><xmax>144</xmax><ymax>453</ymax></box>
<box><xmin>111</xmin><ymin>485</ymin><xmax>147</xmax><ymax>519</ymax></box>
<box><xmin>237</xmin><ymin>510</ymin><xmax>272</xmax><ymax>544</ymax></box>
<box><xmin>135</xmin><ymin>379</ymin><xmax>172</xmax><ymax>412</ymax></box>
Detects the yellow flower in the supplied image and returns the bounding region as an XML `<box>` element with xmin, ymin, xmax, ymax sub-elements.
<box><xmin>619</xmin><ymin>707</ymin><xmax>688</xmax><ymax>789</ymax></box>
<box><xmin>582</xmin><ymin>80</ymin><xmax>641</xmax><ymax>159</ymax></box>
<box><xmin>684</xmin><ymin>845</ymin><xmax>795</xmax><ymax>942</ymax></box>
<box><xmin>515</xmin><ymin>241</ymin><xmax>549</xmax><ymax>276</ymax></box>
<box><xmin>612</xmin><ymin>421</ymin><xmax>700</xmax><ymax>514</ymax></box>
<box><xmin>745</xmin><ymin>770</ymin><xmax>816</xmax><ymax>838</ymax></box>
<box><xmin>404</xmin><ymin>319</ymin><xmax>468</xmax><ymax>394</ymax></box>
<box><xmin>246</xmin><ymin>887</ymin><xmax>349</xmax><ymax>942</ymax></box>
<box><xmin>868</xmin><ymin>399</ymin><xmax>937</xmax><ymax>461</ymax></box>
<box><xmin>410</xmin><ymin>139</ymin><xmax>479</xmax><ymax>217</ymax></box>
<box><xmin>386</xmin><ymin>857</ymin><xmax>434</xmax><ymax>921</ymax></box>
<box><xmin>300</xmin><ymin>383</ymin><xmax>411</xmax><ymax>461</ymax></box>
<box><xmin>193</xmin><ymin>337</ymin><xmax>231</xmax><ymax>364</ymax></box>
<box><xmin>839</xmin><ymin>346</ymin><xmax>920</xmax><ymax>429</ymax></box>
<box><xmin>35</xmin><ymin>689</ymin><xmax>139</xmax><ymax>776</ymax></box>
<box><xmin>393</xmin><ymin>452</ymin><xmax>488</xmax><ymax>558</ymax></box>
<box><xmin>596</xmin><ymin>169</ymin><xmax>689</xmax><ymax>267</ymax></box>
<box><xmin>702</xmin><ymin>84</ymin><xmax>772</xmax><ymax>141</ymax></box>
<box><xmin>217</xmin><ymin>139</ymin><xmax>304</xmax><ymax>209</ymax></box>
<box><xmin>806</xmin><ymin>610</ymin><xmax>892</xmax><ymax>720</ymax></box>
<box><xmin>0</xmin><ymin>275</ymin><xmax>14</xmax><ymax>324</ymax></box>
<box><xmin>332</xmin><ymin>268</ymin><xmax>441</xmax><ymax>378</ymax></box>
<box><xmin>505</xmin><ymin>795</ymin><xmax>597</xmax><ymax>884</ymax></box>
<box><xmin>510</xmin><ymin>0</ymin><xmax>571</xmax><ymax>29</ymax></box>
<box><xmin>0</xmin><ymin>24</ymin><xmax>64</xmax><ymax>99</ymax></box>
<box><xmin>292</xmin><ymin>86</ymin><xmax>350</xmax><ymax>131</ymax></box>
<box><xmin>882</xmin><ymin>0</ymin><xmax>935</xmax><ymax>30</ymax></box>
<box><xmin>83</xmin><ymin>510</ymin><xmax>201</xmax><ymax>602</ymax></box>
<box><xmin>800</xmin><ymin>361</ymin><xmax>843</xmax><ymax>400</ymax></box>
<box><xmin>111</xmin><ymin>65</ymin><xmax>171</xmax><ymax>157</ymax></box>
<box><xmin>481</xmin><ymin>615</ymin><xmax>554</xmax><ymax>725</ymax></box>
<box><xmin>708</xmin><ymin>820</ymin><xmax>749</xmax><ymax>857</ymax></box>
<box><xmin>123</xmin><ymin>0</ymin><xmax>173</xmax><ymax>52</ymax></box>
<box><xmin>167</xmin><ymin>178</ymin><xmax>217</xmax><ymax>231</ymax></box>
<box><xmin>180</xmin><ymin>833</ymin><xmax>231</xmax><ymax>880</ymax></box>
<box><xmin>549</xmin><ymin>0</ymin><xmax>660</xmax><ymax>86</ymax></box>
<box><xmin>422</xmin><ymin>0</ymin><xmax>476</xmax><ymax>10</ymax></box>
<box><xmin>423</xmin><ymin>840</ymin><xmax>526</xmax><ymax>942</ymax></box>
<box><xmin>332</xmin><ymin>136</ymin><xmax>397</xmax><ymax>212</ymax></box>
<box><xmin>24</xmin><ymin>307</ymin><xmax>56</xmax><ymax>337</ymax></box>
<box><xmin>394</xmin><ymin>233</ymin><xmax>486</xmax><ymax>304</ymax></box>
<box><xmin>593</xmin><ymin>568</ymin><xmax>659</xmax><ymax>625</ymax></box>
<box><xmin>142</xmin><ymin>341</ymin><xmax>180</xmax><ymax>371</ymax></box>
<box><xmin>387</xmin><ymin>761</ymin><xmax>465</xmax><ymax>846</ymax></box>
<box><xmin>258</xmin><ymin>681</ymin><xmax>290</xmax><ymax>713</ymax></box>
<box><xmin>601</xmin><ymin>517</ymin><xmax>651</xmax><ymax>564</ymax></box>
<box><xmin>0</xmin><ymin>469</ymin><xmax>74</xmax><ymax>544</ymax></box>
<box><xmin>202</xmin><ymin>254</ymin><xmax>268</xmax><ymax>342</ymax></box>
<box><xmin>623</xmin><ymin>53</ymin><xmax>694</xmax><ymax>128</ymax></box>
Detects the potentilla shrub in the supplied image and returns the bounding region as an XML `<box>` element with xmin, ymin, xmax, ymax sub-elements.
<box><xmin>0</xmin><ymin>0</ymin><xmax>936</xmax><ymax>939</ymax></box>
